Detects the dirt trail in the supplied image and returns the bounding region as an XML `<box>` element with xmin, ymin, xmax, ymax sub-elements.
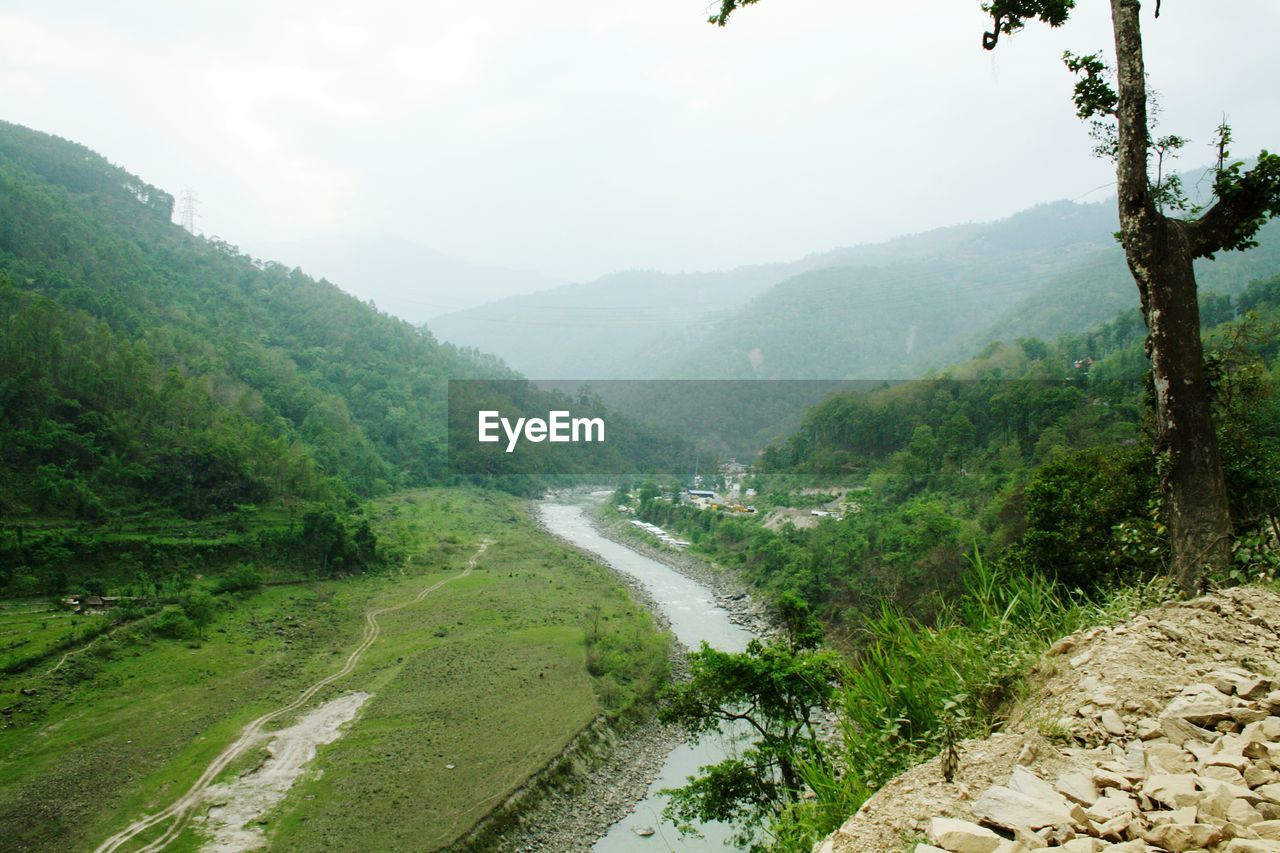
<box><xmin>94</xmin><ymin>538</ymin><xmax>493</xmax><ymax>853</ymax></box>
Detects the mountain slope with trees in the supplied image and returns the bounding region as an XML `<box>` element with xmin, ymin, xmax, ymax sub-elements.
<box><xmin>0</xmin><ymin>119</ymin><xmax>512</xmax><ymax>523</ymax></box>
<box><xmin>430</xmin><ymin>194</ymin><xmax>1279</xmax><ymax>382</ymax></box>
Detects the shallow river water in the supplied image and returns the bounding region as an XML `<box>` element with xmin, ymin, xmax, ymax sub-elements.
<box><xmin>537</xmin><ymin>497</ymin><xmax>755</xmax><ymax>851</ymax></box>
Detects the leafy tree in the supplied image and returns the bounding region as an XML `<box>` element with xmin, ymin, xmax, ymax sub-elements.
<box><xmin>214</xmin><ymin>563</ymin><xmax>263</xmax><ymax>594</ymax></box>
<box><xmin>1020</xmin><ymin>444</ymin><xmax>1159</xmax><ymax>590</ymax></box>
<box><xmin>302</xmin><ymin>509</ymin><xmax>349</xmax><ymax>576</ymax></box>
<box><xmin>658</xmin><ymin>594</ymin><xmax>842</xmax><ymax>846</ymax></box>
<box><xmin>151</xmin><ymin>608</ymin><xmax>196</xmax><ymax>641</ymax></box>
<box><xmin>711</xmin><ymin>0</ymin><xmax>1280</xmax><ymax>594</ymax></box>
<box><xmin>179</xmin><ymin>590</ymin><xmax>219</xmax><ymax>641</ymax></box>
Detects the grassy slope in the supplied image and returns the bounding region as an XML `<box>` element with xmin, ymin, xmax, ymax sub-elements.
<box><xmin>0</xmin><ymin>488</ymin><xmax>669</xmax><ymax>852</ymax></box>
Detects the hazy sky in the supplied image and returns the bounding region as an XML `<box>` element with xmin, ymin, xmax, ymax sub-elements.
<box><xmin>3</xmin><ymin>1</ymin><xmax>1278</xmax><ymax>282</ymax></box>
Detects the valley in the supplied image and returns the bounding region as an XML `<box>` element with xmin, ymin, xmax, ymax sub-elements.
<box><xmin>0</xmin><ymin>490</ymin><xmax>669</xmax><ymax>852</ymax></box>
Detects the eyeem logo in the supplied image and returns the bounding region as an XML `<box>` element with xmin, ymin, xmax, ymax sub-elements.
<box><xmin>478</xmin><ymin>410</ymin><xmax>605</xmax><ymax>453</ymax></box>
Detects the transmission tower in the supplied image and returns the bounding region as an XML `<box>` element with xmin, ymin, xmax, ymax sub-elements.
<box><xmin>177</xmin><ymin>188</ymin><xmax>200</xmax><ymax>234</ymax></box>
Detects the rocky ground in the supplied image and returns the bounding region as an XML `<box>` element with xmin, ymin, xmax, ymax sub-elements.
<box><xmin>818</xmin><ymin>586</ymin><xmax>1280</xmax><ymax>853</ymax></box>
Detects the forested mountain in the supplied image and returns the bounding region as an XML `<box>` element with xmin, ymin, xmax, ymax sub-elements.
<box><xmin>637</xmin><ymin>272</ymin><xmax>1280</xmax><ymax>621</ymax></box>
<box><xmin>247</xmin><ymin>234</ymin><xmax>565</xmax><ymax>321</ymax></box>
<box><xmin>428</xmin><ymin>262</ymin><xmax>826</xmax><ymax>379</ymax></box>
<box><xmin>432</xmin><ymin>196</ymin><xmax>1279</xmax><ymax>381</ymax></box>
<box><xmin>0</xmin><ymin>120</ymin><xmax>509</xmax><ymax>521</ymax></box>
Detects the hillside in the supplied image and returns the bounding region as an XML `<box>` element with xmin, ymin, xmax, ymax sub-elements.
<box><xmin>820</xmin><ymin>585</ymin><xmax>1280</xmax><ymax>852</ymax></box>
<box><xmin>429</xmin><ymin>262</ymin><xmax>823</xmax><ymax>379</ymax></box>
<box><xmin>0</xmin><ymin>120</ymin><xmax>512</xmax><ymax>523</ymax></box>
<box><xmin>431</xmin><ymin>196</ymin><xmax>1280</xmax><ymax>382</ymax></box>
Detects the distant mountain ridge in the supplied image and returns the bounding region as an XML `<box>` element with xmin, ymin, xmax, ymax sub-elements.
<box><xmin>430</xmin><ymin>195</ymin><xmax>1279</xmax><ymax>380</ymax></box>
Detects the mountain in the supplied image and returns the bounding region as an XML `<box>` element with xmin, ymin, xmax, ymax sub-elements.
<box><xmin>432</xmin><ymin>200</ymin><xmax>1122</xmax><ymax>379</ymax></box>
<box><xmin>431</xmin><ymin>195</ymin><xmax>1279</xmax><ymax>382</ymax></box>
<box><xmin>246</xmin><ymin>234</ymin><xmax>565</xmax><ymax>322</ymax></box>
<box><xmin>969</xmin><ymin>217</ymin><xmax>1280</xmax><ymax>354</ymax></box>
<box><xmin>0</xmin><ymin>120</ymin><xmax>510</xmax><ymax>520</ymax></box>
<box><xmin>428</xmin><ymin>262</ymin><xmax>836</xmax><ymax>379</ymax></box>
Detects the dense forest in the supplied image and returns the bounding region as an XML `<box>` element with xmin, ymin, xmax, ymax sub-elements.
<box><xmin>635</xmin><ymin>272</ymin><xmax>1280</xmax><ymax>627</ymax></box>
<box><xmin>0</xmin><ymin>122</ymin><xmax>681</xmax><ymax>597</ymax></box>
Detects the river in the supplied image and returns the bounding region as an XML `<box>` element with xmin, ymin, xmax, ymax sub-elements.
<box><xmin>537</xmin><ymin>496</ymin><xmax>756</xmax><ymax>851</ymax></box>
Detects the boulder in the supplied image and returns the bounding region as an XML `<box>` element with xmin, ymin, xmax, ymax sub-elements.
<box><xmin>1009</xmin><ymin>767</ymin><xmax>1071</xmax><ymax>811</ymax></box>
<box><xmin>1056</xmin><ymin>772</ymin><xmax>1100</xmax><ymax>807</ymax></box>
<box><xmin>1100</xmin><ymin>709</ymin><xmax>1127</xmax><ymax>737</ymax></box>
<box><xmin>1143</xmin><ymin>773</ymin><xmax>1199</xmax><ymax>809</ymax></box>
<box><xmin>1161</xmin><ymin>713</ymin><xmax>1216</xmax><ymax>746</ymax></box>
<box><xmin>927</xmin><ymin>817</ymin><xmax>1006</xmax><ymax>853</ymax></box>
<box><xmin>1226</xmin><ymin>839</ymin><xmax>1280</xmax><ymax>852</ymax></box>
<box><xmin>1143</xmin><ymin>821</ymin><xmax>1223</xmax><ymax>851</ymax></box>
<box><xmin>971</xmin><ymin>786</ymin><xmax>1077</xmax><ymax>831</ymax></box>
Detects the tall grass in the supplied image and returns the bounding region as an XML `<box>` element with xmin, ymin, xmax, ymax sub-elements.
<box><xmin>769</xmin><ymin>552</ymin><xmax>1169</xmax><ymax>850</ymax></box>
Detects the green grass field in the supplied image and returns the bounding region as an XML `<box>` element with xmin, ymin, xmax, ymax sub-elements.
<box><xmin>0</xmin><ymin>488</ymin><xmax>670</xmax><ymax>852</ymax></box>
<box><xmin>0</xmin><ymin>602</ymin><xmax>112</xmax><ymax>671</ymax></box>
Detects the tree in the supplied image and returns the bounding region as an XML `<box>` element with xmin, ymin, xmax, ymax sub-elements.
<box><xmin>712</xmin><ymin>0</ymin><xmax>1280</xmax><ymax>593</ymax></box>
<box><xmin>658</xmin><ymin>594</ymin><xmax>841</xmax><ymax>846</ymax></box>
<box><xmin>179</xmin><ymin>590</ymin><xmax>219</xmax><ymax>641</ymax></box>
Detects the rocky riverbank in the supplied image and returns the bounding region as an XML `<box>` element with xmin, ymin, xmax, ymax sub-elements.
<box><xmin>586</xmin><ymin>507</ymin><xmax>773</xmax><ymax>639</ymax></box>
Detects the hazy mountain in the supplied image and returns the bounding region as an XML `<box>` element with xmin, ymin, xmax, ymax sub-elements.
<box><xmin>432</xmin><ymin>200</ymin><xmax>1122</xmax><ymax>379</ymax></box>
<box><xmin>429</xmin><ymin>262</ymin><xmax>834</xmax><ymax>379</ymax></box>
<box><xmin>247</xmin><ymin>234</ymin><xmax>565</xmax><ymax>321</ymax></box>
<box><xmin>432</xmin><ymin>193</ymin><xmax>1278</xmax><ymax>381</ymax></box>
<box><xmin>969</xmin><ymin>217</ymin><xmax>1280</xmax><ymax>355</ymax></box>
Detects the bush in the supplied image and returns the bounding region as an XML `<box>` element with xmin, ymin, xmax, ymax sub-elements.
<box><xmin>214</xmin><ymin>563</ymin><xmax>263</xmax><ymax>594</ymax></box>
<box><xmin>1020</xmin><ymin>444</ymin><xmax>1159</xmax><ymax>591</ymax></box>
<box><xmin>151</xmin><ymin>608</ymin><xmax>196</xmax><ymax>640</ymax></box>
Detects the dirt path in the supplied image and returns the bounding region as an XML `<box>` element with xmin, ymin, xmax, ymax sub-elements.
<box><xmin>199</xmin><ymin>691</ymin><xmax>372</xmax><ymax>852</ymax></box>
<box><xmin>94</xmin><ymin>538</ymin><xmax>492</xmax><ymax>853</ymax></box>
<box><xmin>43</xmin><ymin>618</ymin><xmax>136</xmax><ymax>676</ymax></box>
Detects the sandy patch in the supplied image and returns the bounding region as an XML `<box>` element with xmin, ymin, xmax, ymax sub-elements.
<box><xmin>197</xmin><ymin>692</ymin><xmax>371</xmax><ymax>852</ymax></box>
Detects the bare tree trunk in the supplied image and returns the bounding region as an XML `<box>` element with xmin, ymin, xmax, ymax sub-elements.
<box><xmin>1110</xmin><ymin>0</ymin><xmax>1232</xmax><ymax>594</ymax></box>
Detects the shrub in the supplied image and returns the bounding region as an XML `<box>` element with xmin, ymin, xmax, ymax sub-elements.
<box><xmin>214</xmin><ymin>563</ymin><xmax>263</xmax><ymax>594</ymax></box>
<box><xmin>151</xmin><ymin>608</ymin><xmax>196</xmax><ymax>640</ymax></box>
<box><xmin>1020</xmin><ymin>444</ymin><xmax>1159</xmax><ymax>591</ymax></box>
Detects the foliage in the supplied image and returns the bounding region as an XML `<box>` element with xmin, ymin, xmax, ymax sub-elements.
<box><xmin>1019</xmin><ymin>444</ymin><xmax>1160</xmax><ymax>590</ymax></box>
<box><xmin>213</xmin><ymin>563</ymin><xmax>263</xmax><ymax>594</ymax></box>
<box><xmin>150</xmin><ymin>608</ymin><xmax>196</xmax><ymax>641</ymax></box>
<box><xmin>769</xmin><ymin>552</ymin><xmax>1170</xmax><ymax>850</ymax></box>
<box><xmin>658</xmin><ymin>595</ymin><xmax>842</xmax><ymax>848</ymax></box>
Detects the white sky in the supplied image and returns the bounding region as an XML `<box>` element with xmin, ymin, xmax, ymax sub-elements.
<box><xmin>2</xmin><ymin>1</ymin><xmax>1277</xmax><ymax>282</ymax></box>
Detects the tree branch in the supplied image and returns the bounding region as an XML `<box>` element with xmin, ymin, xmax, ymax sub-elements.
<box><xmin>1185</xmin><ymin>155</ymin><xmax>1280</xmax><ymax>258</ymax></box>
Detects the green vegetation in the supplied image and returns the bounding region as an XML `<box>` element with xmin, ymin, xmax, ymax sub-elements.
<box><xmin>0</xmin><ymin>489</ymin><xmax>670</xmax><ymax>852</ymax></box>
<box><xmin>624</xmin><ymin>275</ymin><xmax>1280</xmax><ymax>849</ymax></box>
<box><xmin>771</xmin><ymin>555</ymin><xmax>1173</xmax><ymax>850</ymax></box>
<box><xmin>637</xmin><ymin>275</ymin><xmax>1280</xmax><ymax>628</ymax></box>
<box><xmin>0</xmin><ymin>121</ymin><xmax>693</xmax><ymax>601</ymax></box>
<box><xmin>659</xmin><ymin>595</ymin><xmax>841</xmax><ymax>847</ymax></box>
